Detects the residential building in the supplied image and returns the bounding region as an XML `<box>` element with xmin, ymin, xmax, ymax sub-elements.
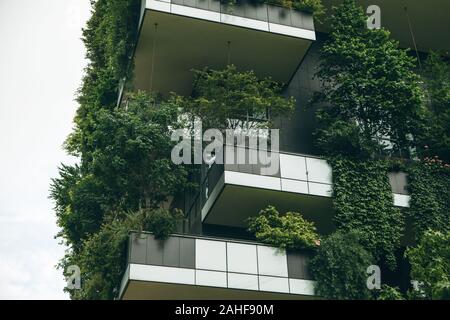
<box><xmin>118</xmin><ymin>0</ymin><xmax>450</xmax><ymax>299</ymax></box>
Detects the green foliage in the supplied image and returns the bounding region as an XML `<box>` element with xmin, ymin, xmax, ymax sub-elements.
<box><xmin>406</xmin><ymin>230</ymin><xmax>450</xmax><ymax>300</ymax></box>
<box><xmin>406</xmin><ymin>159</ymin><xmax>450</xmax><ymax>239</ymax></box>
<box><xmin>51</xmin><ymin>92</ymin><xmax>188</xmax><ymax>250</ymax></box>
<box><xmin>313</xmin><ymin>0</ymin><xmax>424</xmax><ymax>158</ymax></box>
<box><xmin>375</xmin><ymin>285</ymin><xmax>405</xmax><ymax>300</ymax></box>
<box><xmin>247</xmin><ymin>206</ymin><xmax>319</xmax><ymax>250</ymax></box>
<box><xmin>227</xmin><ymin>1</ymin><xmax>325</xmax><ymax>19</ymax></box>
<box><xmin>329</xmin><ymin>156</ymin><xmax>404</xmax><ymax>269</ymax></box>
<box><xmin>183</xmin><ymin>65</ymin><xmax>295</xmax><ymax>131</ymax></box>
<box><xmin>291</xmin><ymin>0</ymin><xmax>325</xmax><ymax>18</ymax></box>
<box><xmin>73</xmin><ymin>0</ymin><xmax>142</xmax><ymax>160</ymax></box>
<box><xmin>62</xmin><ymin>208</ymin><xmax>181</xmax><ymax>300</ymax></box>
<box><xmin>415</xmin><ymin>51</ymin><xmax>450</xmax><ymax>163</ymax></box>
<box><xmin>269</xmin><ymin>0</ymin><xmax>325</xmax><ymax>19</ymax></box>
<box><xmin>144</xmin><ymin>208</ymin><xmax>183</xmax><ymax>240</ymax></box>
<box><xmin>310</xmin><ymin>231</ymin><xmax>373</xmax><ymax>300</ymax></box>
<box><xmin>51</xmin><ymin>0</ymin><xmax>145</xmax><ymax>252</ymax></box>
<box><xmin>50</xmin><ymin>165</ymin><xmax>106</xmax><ymax>251</ymax></box>
<box><xmin>64</xmin><ymin>216</ymin><xmax>133</xmax><ymax>300</ymax></box>
<box><xmin>84</xmin><ymin>92</ymin><xmax>187</xmax><ymax>210</ymax></box>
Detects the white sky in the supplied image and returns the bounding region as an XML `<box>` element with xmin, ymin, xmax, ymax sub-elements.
<box><xmin>0</xmin><ymin>0</ymin><xmax>91</xmax><ymax>299</ymax></box>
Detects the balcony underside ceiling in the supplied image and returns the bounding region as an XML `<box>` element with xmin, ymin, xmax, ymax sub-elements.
<box><xmin>203</xmin><ymin>184</ymin><xmax>334</xmax><ymax>234</ymax></box>
<box><xmin>320</xmin><ymin>0</ymin><xmax>450</xmax><ymax>53</ymax></box>
<box><xmin>122</xmin><ymin>280</ymin><xmax>314</xmax><ymax>300</ymax></box>
<box><xmin>134</xmin><ymin>10</ymin><xmax>312</xmax><ymax>96</ymax></box>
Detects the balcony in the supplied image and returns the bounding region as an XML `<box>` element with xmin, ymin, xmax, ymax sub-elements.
<box><xmin>119</xmin><ymin>232</ymin><xmax>315</xmax><ymax>299</ymax></box>
<box><xmin>132</xmin><ymin>0</ymin><xmax>316</xmax><ymax>96</ymax></box>
<box><xmin>188</xmin><ymin>147</ymin><xmax>410</xmax><ymax>235</ymax></box>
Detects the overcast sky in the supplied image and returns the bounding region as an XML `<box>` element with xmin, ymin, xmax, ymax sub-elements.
<box><xmin>0</xmin><ymin>0</ymin><xmax>91</xmax><ymax>299</ymax></box>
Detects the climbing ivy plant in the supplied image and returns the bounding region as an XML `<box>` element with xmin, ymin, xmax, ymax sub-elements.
<box><xmin>406</xmin><ymin>159</ymin><xmax>450</xmax><ymax>239</ymax></box>
<box><xmin>329</xmin><ymin>156</ymin><xmax>404</xmax><ymax>270</ymax></box>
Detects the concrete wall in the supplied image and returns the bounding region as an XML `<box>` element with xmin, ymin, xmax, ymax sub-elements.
<box><xmin>278</xmin><ymin>35</ymin><xmax>326</xmax><ymax>155</ymax></box>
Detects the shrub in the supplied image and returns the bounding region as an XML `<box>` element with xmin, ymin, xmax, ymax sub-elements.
<box><xmin>247</xmin><ymin>206</ymin><xmax>319</xmax><ymax>250</ymax></box>
<box><xmin>144</xmin><ymin>208</ymin><xmax>183</xmax><ymax>240</ymax></box>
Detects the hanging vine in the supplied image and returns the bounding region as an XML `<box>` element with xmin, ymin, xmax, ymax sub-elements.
<box><xmin>329</xmin><ymin>156</ymin><xmax>404</xmax><ymax>270</ymax></box>
<box><xmin>406</xmin><ymin>158</ymin><xmax>450</xmax><ymax>240</ymax></box>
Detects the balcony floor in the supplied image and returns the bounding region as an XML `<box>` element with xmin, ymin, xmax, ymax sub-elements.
<box><xmin>122</xmin><ymin>279</ymin><xmax>314</xmax><ymax>300</ymax></box>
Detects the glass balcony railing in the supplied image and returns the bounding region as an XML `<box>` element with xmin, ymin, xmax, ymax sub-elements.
<box><xmin>151</xmin><ymin>0</ymin><xmax>315</xmax><ymax>31</ymax></box>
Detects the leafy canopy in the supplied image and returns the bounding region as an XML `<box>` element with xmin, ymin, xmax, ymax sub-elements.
<box><xmin>375</xmin><ymin>285</ymin><xmax>405</xmax><ymax>300</ymax></box>
<box><xmin>313</xmin><ymin>0</ymin><xmax>424</xmax><ymax>158</ymax></box>
<box><xmin>182</xmin><ymin>65</ymin><xmax>295</xmax><ymax>132</ymax></box>
<box><xmin>51</xmin><ymin>92</ymin><xmax>188</xmax><ymax>251</ymax></box>
<box><xmin>415</xmin><ymin>51</ymin><xmax>450</xmax><ymax>163</ymax></box>
<box><xmin>73</xmin><ymin>0</ymin><xmax>142</xmax><ymax>163</ymax></box>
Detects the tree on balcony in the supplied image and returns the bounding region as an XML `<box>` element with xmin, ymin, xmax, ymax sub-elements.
<box><xmin>312</xmin><ymin>0</ymin><xmax>424</xmax><ymax>158</ymax></box>
<box><xmin>415</xmin><ymin>51</ymin><xmax>450</xmax><ymax>163</ymax></box>
<box><xmin>182</xmin><ymin>65</ymin><xmax>295</xmax><ymax>133</ymax></box>
<box><xmin>51</xmin><ymin>93</ymin><xmax>188</xmax><ymax>250</ymax></box>
<box><xmin>51</xmin><ymin>91</ymin><xmax>189</xmax><ymax>299</ymax></box>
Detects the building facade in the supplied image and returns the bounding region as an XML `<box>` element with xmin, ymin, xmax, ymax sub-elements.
<box><xmin>118</xmin><ymin>0</ymin><xmax>449</xmax><ymax>299</ymax></box>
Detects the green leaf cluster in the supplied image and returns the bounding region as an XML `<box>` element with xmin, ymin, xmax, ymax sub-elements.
<box><xmin>226</xmin><ymin>1</ymin><xmax>325</xmax><ymax>19</ymax></box>
<box><xmin>415</xmin><ymin>52</ymin><xmax>450</xmax><ymax>163</ymax></box>
<box><xmin>72</xmin><ymin>0</ymin><xmax>142</xmax><ymax>159</ymax></box>
<box><xmin>406</xmin><ymin>159</ymin><xmax>450</xmax><ymax>239</ymax></box>
<box><xmin>183</xmin><ymin>65</ymin><xmax>295</xmax><ymax>131</ymax></box>
<box><xmin>405</xmin><ymin>230</ymin><xmax>450</xmax><ymax>300</ymax></box>
<box><xmin>268</xmin><ymin>0</ymin><xmax>325</xmax><ymax>18</ymax></box>
<box><xmin>329</xmin><ymin>156</ymin><xmax>404</xmax><ymax>270</ymax></box>
<box><xmin>310</xmin><ymin>230</ymin><xmax>373</xmax><ymax>300</ymax></box>
<box><xmin>375</xmin><ymin>285</ymin><xmax>405</xmax><ymax>300</ymax></box>
<box><xmin>313</xmin><ymin>0</ymin><xmax>424</xmax><ymax>158</ymax></box>
<box><xmin>144</xmin><ymin>208</ymin><xmax>184</xmax><ymax>240</ymax></box>
<box><xmin>51</xmin><ymin>92</ymin><xmax>188</xmax><ymax>251</ymax></box>
<box><xmin>247</xmin><ymin>206</ymin><xmax>319</xmax><ymax>250</ymax></box>
<box><xmin>63</xmin><ymin>208</ymin><xmax>182</xmax><ymax>300</ymax></box>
